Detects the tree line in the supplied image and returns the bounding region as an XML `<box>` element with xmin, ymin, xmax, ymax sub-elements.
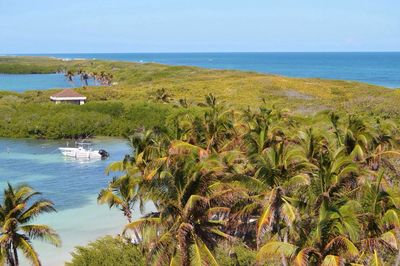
<box><xmin>99</xmin><ymin>94</ymin><xmax>400</xmax><ymax>265</ymax></box>
<box><xmin>63</xmin><ymin>69</ymin><xmax>113</xmax><ymax>86</ymax></box>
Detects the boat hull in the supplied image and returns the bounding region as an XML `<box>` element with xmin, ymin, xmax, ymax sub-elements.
<box><xmin>58</xmin><ymin>147</ymin><xmax>103</xmax><ymax>159</ymax></box>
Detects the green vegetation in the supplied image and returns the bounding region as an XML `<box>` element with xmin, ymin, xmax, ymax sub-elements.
<box><xmin>0</xmin><ymin>183</ymin><xmax>60</xmax><ymax>266</ymax></box>
<box><xmin>99</xmin><ymin>95</ymin><xmax>400</xmax><ymax>265</ymax></box>
<box><xmin>66</xmin><ymin>236</ymin><xmax>145</xmax><ymax>266</ymax></box>
<box><xmin>0</xmin><ymin>100</ymin><xmax>197</xmax><ymax>139</ymax></box>
<box><xmin>0</xmin><ymin>56</ymin><xmax>400</xmax><ymax>139</ymax></box>
<box><xmin>3</xmin><ymin>56</ymin><xmax>400</xmax><ymax>264</ymax></box>
<box><xmin>0</xmin><ymin>57</ymin><xmax>64</xmax><ymax>74</ymax></box>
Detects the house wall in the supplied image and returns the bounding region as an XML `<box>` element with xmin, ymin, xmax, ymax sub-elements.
<box><xmin>51</xmin><ymin>99</ymin><xmax>85</xmax><ymax>105</ymax></box>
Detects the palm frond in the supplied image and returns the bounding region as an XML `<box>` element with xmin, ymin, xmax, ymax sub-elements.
<box><xmin>321</xmin><ymin>255</ymin><xmax>343</xmax><ymax>266</ymax></box>
<box><xmin>324</xmin><ymin>236</ymin><xmax>358</xmax><ymax>258</ymax></box>
<box><xmin>18</xmin><ymin>237</ymin><xmax>41</xmax><ymax>266</ymax></box>
<box><xmin>293</xmin><ymin>247</ymin><xmax>321</xmax><ymax>266</ymax></box>
<box><xmin>20</xmin><ymin>224</ymin><xmax>61</xmax><ymax>247</ymax></box>
<box><xmin>257</xmin><ymin>241</ymin><xmax>298</xmax><ymax>263</ymax></box>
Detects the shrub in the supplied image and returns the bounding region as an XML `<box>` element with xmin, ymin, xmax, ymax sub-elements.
<box><xmin>81</xmin><ymin>101</ymin><xmax>125</xmax><ymax>117</ymax></box>
<box><xmin>66</xmin><ymin>236</ymin><xmax>145</xmax><ymax>266</ymax></box>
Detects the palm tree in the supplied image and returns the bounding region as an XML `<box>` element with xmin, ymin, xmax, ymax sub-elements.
<box><xmin>100</xmin><ymin>99</ymin><xmax>400</xmax><ymax>265</ymax></box>
<box><xmin>124</xmin><ymin>141</ymin><xmax>233</xmax><ymax>265</ymax></box>
<box><xmin>256</xmin><ymin>236</ymin><xmax>359</xmax><ymax>265</ymax></box>
<box><xmin>342</xmin><ymin>115</ymin><xmax>374</xmax><ymax>161</ymax></box>
<box><xmin>64</xmin><ymin>70</ymin><xmax>75</xmax><ymax>84</ymax></box>
<box><xmin>254</xmin><ymin>146</ymin><xmax>362</xmax><ymax>265</ymax></box>
<box><xmin>150</xmin><ymin>88</ymin><xmax>173</xmax><ymax>103</ymax></box>
<box><xmin>202</xmin><ymin>97</ymin><xmax>235</xmax><ymax>152</ymax></box>
<box><xmin>252</xmin><ymin>142</ymin><xmax>311</xmax><ymax>188</ymax></box>
<box><xmin>297</xmin><ymin>127</ymin><xmax>328</xmax><ymax>163</ymax></box>
<box><xmin>90</xmin><ymin>72</ymin><xmax>98</xmax><ymax>85</ymax></box>
<box><xmin>125</xmin><ymin>128</ymin><xmax>169</xmax><ymax>174</ymax></box>
<box><xmin>358</xmin><ymin>171</ymin><xmax>400</xmax><ymax>264</ymax></box>
<box><xmin>175</xmin><ymin>98</ymin><xmax>190</xmax><ymax>108</ymax></box>
<box><xmin>98</xmin><ymin>176</ymin><xmax>140</xmax><ymax>223</ymax></box>
<box><xmin>241</xmin><ymin>139</ymin><xmax>313</xmax><ymax>264</ymax></box>
<box><xmin>98</xmin><ymin>175</ymin><xmax>143</xmax><ymax>242</ymax></box>
<box><xmin>0</xmin><ymin>183</ymin><xmax>61</xmax><ymax>266</ymax></box>
<box><xmin>104</xmin><ymin>74</ymin><xmax>113</xmax><ymax>86</ymax></box>
<box><xmin>204</xmin><ymin>93</ymin><xmax>218</xmax><ymax>108</ymax></box>
<box><xmin>81</xmin><ymin>72</ymin><xmax>90</xmax><ymax>86</ymax></box>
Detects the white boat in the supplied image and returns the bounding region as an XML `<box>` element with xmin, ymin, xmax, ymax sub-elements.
<box><xmin>58</xmin><ymin>142</ymin><xmax>109</xmax><ymax>159</ymax></box>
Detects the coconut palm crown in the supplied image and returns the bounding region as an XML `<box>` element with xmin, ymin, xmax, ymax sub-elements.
<box><xmin>0</xmin><ymin>183</ymin><xmax>61</xmax><ymax>266</ymax></box>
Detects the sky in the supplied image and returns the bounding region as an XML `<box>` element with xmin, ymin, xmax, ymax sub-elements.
<box><xmin>0</xmin><ymin>0</ymin><xmax>399</xmax><ymax>53</ymax></box>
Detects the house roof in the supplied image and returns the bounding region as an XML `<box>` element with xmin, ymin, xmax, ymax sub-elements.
<box><xmin>50</xmin><ymin>89</ymin><xmax>87</xmax><ymax>100</ymax></box>
<box><xmin>51</xmin><ymin>89</ymin><xmax>85</xmax><ymax>98</ymax></box>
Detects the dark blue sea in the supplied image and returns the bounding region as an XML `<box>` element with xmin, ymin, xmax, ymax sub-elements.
<box><xmin>25</xmin><ymin>52</ymin><xmax>400</xmax><ymax>88</ymax></box>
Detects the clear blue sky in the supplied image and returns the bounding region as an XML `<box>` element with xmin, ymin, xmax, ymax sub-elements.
<box><xmin>0</xmin><ymin>0</ymin><xmax>399</xmax><ymax>53</ymax></box>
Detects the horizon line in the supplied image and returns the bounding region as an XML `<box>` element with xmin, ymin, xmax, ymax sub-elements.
<box><xmin>3</xmin><ymin>50</ymin><xmax>400</xmax><ymax>55</ymax></box>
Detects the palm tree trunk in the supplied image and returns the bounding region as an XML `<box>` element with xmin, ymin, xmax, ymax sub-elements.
<box><xmin>280</xmin><ymin>231</ymin><xmax>289</xmax><ymax>266</ymax></box>
<box><xmin>133</xmin><ymin>228</ymin><xmax>141</xmax><ymax>243</ymax></box>
<box><xmin>395</xmin><ymin>248</ymin><xmax>400</xmax><ymax>266</ymax></box>
<box><xmin>280</xmin><ymin>254</ymin><xmax>288</xmax><ymax>266</ymax></box>
<box><xmin>179</xmin><ymin>237</ymin><xmax>189</xmax><ymax>266</ymax></box>
<box><xmin>178</xmin><ymin>225</ymin><xmax>191</xmax><ymax>266</ymax></box>
<box><xmin>13</xmin><ymin>244</ymin><xmax>19</xmax><ymax>266</ymax></box>
<box><xmin>7</xmin><ymin>247</ymin><xmax>15</xmax><ymax>266</ymax></box>
<box><xmin>125</xmin><ymin>209</ymin><xmax>132</xmax><ymax>223</ymax></box>
<box><xmin>124</xmin><ymin>207</ymin><xmax>141</xmax><ymax>243</ymax></box>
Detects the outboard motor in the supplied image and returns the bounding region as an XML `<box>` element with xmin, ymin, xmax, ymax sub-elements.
<box><xmin>98</xmin><ymin>149</ymin><xmax>109</xmax><ymax>159</ymax></box>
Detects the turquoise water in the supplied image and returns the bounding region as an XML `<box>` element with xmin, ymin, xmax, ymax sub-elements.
<box><xmin>0</xmin><ymin>73</ymin><xmax>95</xmax><ymax>92</ymax></box>
<box><xmin>0</xmin><ymin>138</ymin><xmax>148</xmax><ymax>265</ymax></box>
<box><xmin>22</xmin><ymin>52</ymin><xmax>400</xmax><ymax>88</ymax></box>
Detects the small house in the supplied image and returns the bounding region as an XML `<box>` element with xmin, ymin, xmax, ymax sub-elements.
<box><xmin>50</xmin><ymin>89</ymin><xmax>87</xmax><ymax>105</ymax></box>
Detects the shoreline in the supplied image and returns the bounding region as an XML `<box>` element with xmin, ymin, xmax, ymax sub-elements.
<box><xmin>33</xmin><ymin>196</ymin><xmax>127</xmax><ymax>266</ymax></box>
<box><xmin>34</xmin><ymin>198</ymin><xmax>154</xmax><ymax>266</ymax></box>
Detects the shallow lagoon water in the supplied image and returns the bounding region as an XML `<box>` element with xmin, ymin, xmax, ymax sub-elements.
<box><xmin>0</xmin><ymin>138</ymin><xmax>147</xmax><ymax>265</ymax></box>
<box><xmin>0</xmin><ymin>73</ymin><xmax>95</xmax><ymax>92</ymax></box>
